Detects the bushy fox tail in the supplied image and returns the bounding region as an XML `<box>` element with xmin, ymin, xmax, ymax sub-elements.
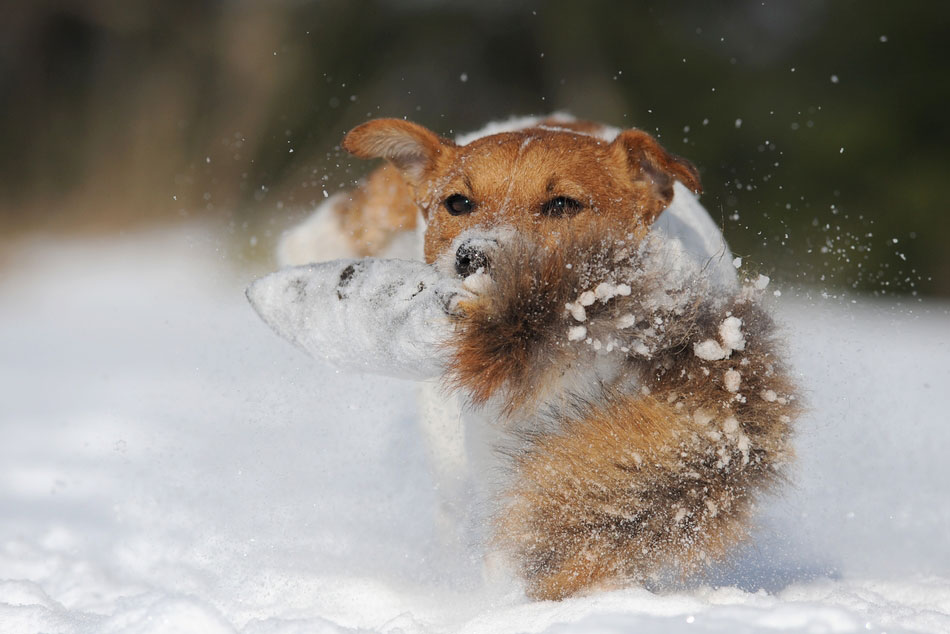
<box><xmin>446</xmin><ymin>228</ymin><xmax>798</xmax><ymax>599</ymax></box>
<box><xmin>500</xmin><ymin>386</ymin><xmax>791</xmax><ymax>599</ymax></box>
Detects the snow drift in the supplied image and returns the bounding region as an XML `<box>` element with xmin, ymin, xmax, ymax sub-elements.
<box><xmin>1</xmin><ymin>227</ymin><xmax>949</xmax><ymax>633</ymax></box>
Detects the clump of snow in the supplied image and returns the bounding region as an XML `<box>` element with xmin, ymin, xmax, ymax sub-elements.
<box><xmin>755</xmin><ymin>274</ymin><xmax>771</xmax><ymax>290</ymax></box>
<box><xmin>616</xmin><ymin>313</ymin><xmax>637</xmax><ymax>329</ymax></box>
<box><xmin>719</xmin><ymin>316</ymin><xmax>746</xmax><ymax>352</ymax></box>
<box><xmin>724</xmin><ymin>369</ymin><xmax>742</xmax><ymax>393</ymax></box>
<box><xmin>722</xmin><ymin>416</ymin><xmax>740</xmax><ymax>434</ymax></box>
<box><xmin>736</xmin><ymin>433</ymin><xmax>752</xmax><ymax>465</ymax></box>
<box><xmin>566</xmin><ymin>301</ymin><xmax>587</xmax><ymax>322</ymax></box>
<box><xmin>719</xmin><ymin>415</ymin><xmax>752</xmax><ymax>466</ymax></box>
<box><xmin>567</xmin><ymin>325</ymin><xmax>587</xmax><ymax>341</ymax></box>
<box><xmin>594</xmin><ymin>282</ymin><xmax>632</xmax><ymax>301</ymax></box>
<box><xmin>567</xmin><ymin>284</ymin><xmax>633</xmax><ymax>329</ymax></box>
<box><xmin>694</xmin><ymin>316</ymin><xmax>747</xmax><ymax>361</ymax></box>
<box><xmin>694</xmin><ymin>339</ymin><xmax>730</xmax><ymax>361</ymax></box>
<box><xmin>632</xmin><ymin>341</ymin><xmax>650</xmax><ymax>356</ymax></box>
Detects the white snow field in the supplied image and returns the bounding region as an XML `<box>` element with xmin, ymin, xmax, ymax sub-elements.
<box><xmin>1</xmin><ymin>227</ymin><xmax>949</xmax><ymax>634</ymax></box>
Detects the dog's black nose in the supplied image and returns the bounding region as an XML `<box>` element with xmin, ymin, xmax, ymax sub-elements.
<box><xmin>455</xmin><ymin>241</ymin><xmax>490</xmax><ymax>277</ymax></box>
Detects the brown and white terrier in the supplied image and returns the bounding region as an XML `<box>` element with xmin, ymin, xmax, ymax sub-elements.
<box><xmin>268</xmin><ymin>115</ymin><xmax>797</xmax><ymax>600</ymax></box>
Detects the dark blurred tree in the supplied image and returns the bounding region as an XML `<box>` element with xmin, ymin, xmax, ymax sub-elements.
<box><xmin>1</xmin><ymin>0</ymin><xmax>947</xmax><ymax>296</ymax></box>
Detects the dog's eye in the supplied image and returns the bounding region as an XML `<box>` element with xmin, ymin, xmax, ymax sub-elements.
<box><xmin>541</xmin><ymin>196</ymin><xmax>584</xmax><ymax>217</ymax></box>
<box><xmin>444</xmin><ymin>194</ymin><xmax>475</xmax><ymax>215</ymax></box>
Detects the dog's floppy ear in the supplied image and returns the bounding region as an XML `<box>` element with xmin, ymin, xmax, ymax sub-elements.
<box><xmin>611</xmin><ymin>129</ymin><xmax>702</xmax><ymax>215</ymax></box>
<box><xmin>342</xmin><ymin>119</ymin><xmax>455</xmax><ymax>184</ymax></box>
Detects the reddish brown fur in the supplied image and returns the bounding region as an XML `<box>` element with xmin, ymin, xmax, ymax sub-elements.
<box><xmin>448</xmin><ymin>219</ymin><xmax>633</xmax><ymax>414</ymax></box>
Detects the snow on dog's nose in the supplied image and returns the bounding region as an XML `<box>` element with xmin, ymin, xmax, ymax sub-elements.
<box><xmin>247</xmin><ymin>258</ymin><xmax>467</xmax><ymax>379</ymax></box>
<box><xmin>444</xmin><ymin>227</ymin><xmax>518</xmax><ymax>278</ymax></box>
<box><xmin>455</xmin><ymin>240</ymin><xmax>490</xmax><ymax>277</ymax></box>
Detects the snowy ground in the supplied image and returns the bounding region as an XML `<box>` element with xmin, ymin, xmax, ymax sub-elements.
<box><xmin>1</xmin><ymin>226</ymin><xmax>949</xmax><ymax>634</ymax></box>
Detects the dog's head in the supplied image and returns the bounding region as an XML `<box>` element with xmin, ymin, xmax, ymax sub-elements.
<box><xmin>342</xmin><ymin>118</ymin><xmax>701</xmax><ymax>272</ymax></box>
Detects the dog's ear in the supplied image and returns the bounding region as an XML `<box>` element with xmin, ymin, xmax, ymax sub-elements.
<box><xmin>342</xmin><ymin>119</ymin><xmax>455</xmax><ymax>184</ymax></box>
<box><xmin>611</xmin><ymin>130</ymin><xmax>702</xmax><ymax>217</ymax></box>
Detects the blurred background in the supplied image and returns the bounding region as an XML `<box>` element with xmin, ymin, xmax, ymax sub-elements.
<box><xmin>1</xmin><ymin>0</ymin><xmax>947</xmax><ymax>296</ymax></box>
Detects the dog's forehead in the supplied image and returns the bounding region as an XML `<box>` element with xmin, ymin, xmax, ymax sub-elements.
<box><xmin>459</xmin><ymin>128</ymin><xmax>609</xmax><ymax>157</ymax></box>
<box><xmin>450</xmin><ymin>129</ymin><xmax>615</xmax><ymax>187</ymax></box>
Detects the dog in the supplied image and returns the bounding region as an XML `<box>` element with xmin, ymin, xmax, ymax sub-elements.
<box><xmin>252</xmin><ymin>115</ymin><xmax>797</xmax><ymax>600</ymax></box>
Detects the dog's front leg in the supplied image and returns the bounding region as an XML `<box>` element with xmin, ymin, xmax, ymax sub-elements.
<box><xmin>417</xmin><ymin>382</ymin><xmax>471</xmax><ymax>549</ymax></box>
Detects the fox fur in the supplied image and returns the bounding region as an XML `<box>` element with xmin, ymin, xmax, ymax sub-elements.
<box><xmin>445</xmin><ymin>227</ymin><xmax>798</xmax><ymax>600</ymax></box>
